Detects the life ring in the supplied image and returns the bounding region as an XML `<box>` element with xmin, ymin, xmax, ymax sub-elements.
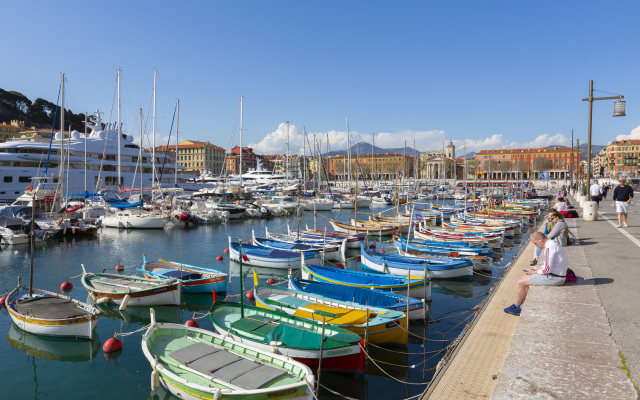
<box><xmin>26</xmin><ymin>185</ymin><xmax>33</xmax><ymax>191</ymax></box>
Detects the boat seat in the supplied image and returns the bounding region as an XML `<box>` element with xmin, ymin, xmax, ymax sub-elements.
<box><xmin>274</xmin><ymin>295</ymin><xmax>310</xmax><ymax>308</ymax></box>
<box><xmin>13</xmin><ymin>295</ymin><xmax>93</xmax><ymax>319</ymax></box>
<box><xmin>161</xmin><ymin>270</ymin><xmax>202</xmax><ymax>280</ymax></box>
<box><xmin>188</xmin><ymin>351</ymin><xmax>240</xmax><ymax>373</ymax></box>
<box><xmin>169</xmin><ymin>342</ymin><xmax>220</xmax><ymax>365</ymax></box>
<box><xmin>230</xmin><ymin>364</ymin><xmax>288</xmax><ymax>389</ymax></box>
<box><xmin>212</xmin><ymin>359</ymin><xmax>260</xmax><ymax>382</ymax></box>
<box><xmin>231</xmin><ymin>318</ymin><xmax>274</xmax><ymax>337</ymax></box>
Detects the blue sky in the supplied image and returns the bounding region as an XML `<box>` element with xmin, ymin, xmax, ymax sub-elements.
<box><xmin>3</xmin><ymin>1</ymin><xmax>639</xmax><ymax>155</ymax></box>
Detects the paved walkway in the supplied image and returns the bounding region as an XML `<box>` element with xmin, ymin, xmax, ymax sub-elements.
<box><xmin>424</xmin><ymin>197</ymin><xmax>638</xmax><ymax>399</ymax></box>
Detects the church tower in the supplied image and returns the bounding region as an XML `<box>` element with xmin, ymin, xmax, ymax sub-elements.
<box><xmin>446</xmin><ymin>139</ymin><xmax>455</xmax><ymax>159</ymax></box>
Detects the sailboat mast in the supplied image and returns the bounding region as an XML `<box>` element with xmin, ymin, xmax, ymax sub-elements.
<box><xmin>302</xmin><ymin>126</ymin><xmax>306</xmax><ymax>190</ymax></box>
<box><xmin>139</xmin><ymin>108</ymin><xmax>144</xmax><ymax>210</ymax></box>
<box><xmin>240</xmin><ymin>96</ymin><xmax>243</xmax><ymax>187</ymax></box>
<box><xmin>84</xmin><ymin>112</ymin><xmax>87</xmax><ymax>192</ymax></box>
<box><xmin>371</xmin><ymin>133</ymin><xmax>374</xmax><ymax>184</ymax></box>
<box><xmin>175</xmin><ymin>99</ymin><xmax>179</xmax><ymax>186</ymax></box>
<box><xmin>117</xmin><ymin>69</ymin><xmax>121</xmax><ymax>187</ymax></box>
<box><xmin>286</xmin><ymin>121</ymin><xmax>289</xmax><ymax>187</ymax></box>
<box><xmin>152</xmin><ymin>69</ymin><xmax>157</xmax><ymax>188</ymax></box>
<box><xmin>346</xmin><ymin>117</ymin><xmax>351</xmax><ymax>191</ymax></box>
<box><xmin>59</xmin><ymin>73</ymin><xmax>65</xmax><ymax>195</ymax></box>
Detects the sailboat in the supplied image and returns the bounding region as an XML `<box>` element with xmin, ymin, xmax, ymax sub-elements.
<box><xmin>5</xmin><ymin>146</ymin><xmax>100</xmax><ymax>339</ymax></box>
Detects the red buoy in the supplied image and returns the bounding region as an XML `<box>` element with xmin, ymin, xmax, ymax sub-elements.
<box><xmin>267</xmin><ymin>278</ymin><xmax>276</xmax><ymax>285</ymax></box>
<box><xmin>103</xmin><ymin>337</ymin><xmax>123</xmax><ymax>353</ymax></box>
<box><xmin>380</xmin><ymin>249</ymin><xmax>386</xmax><ymax>253</ymax></box>
<box><xmin>246</xmin><ymin>289</ymin><xmax>255</xmax><ymax>300</ymax></box>
<box><xmin>0</xmin><ymin>296</ymin><xmax>6</xmax><ymax>307</ymax></box>
<box><xmin>245</xmin><ymin>241</ymin><xmax>251</xmax><ymax>245</ymax></box>
<box><xmin>60</xmin><ymin>281</ymin><xmax>73</xmax><ymax>291</ymax></box>
<box><xmin>369</xmin><ymin>244</ymin><xmax>376</xmax><ymax>249</ymax></box>
<box><xmin>180</xmin><ymin>212</ymin><xmax>190</xmax><ymax>221</ymax></box>
<box><xmin>336</xmin><ymin>263</ymin><xmax>345</xmax><ymax>269</ymax></box>
<box><xmin>115</xmin><ymin>263</ymin><xmax>125</xmax><ymax>272</ymax></box>
<box><xmin>223</xmin><ymin>248</ymin><xmax>229</xmax><ymax>253</ymax></box>
<box><xmin>216</xmin><ymin>255</ymin><xmax>223</xmax><ymax>261</ymax></box>
<box><xmin>184</xmin><ymin>319</ymin><xmax>199</xmax><ymax>328</ymax></box>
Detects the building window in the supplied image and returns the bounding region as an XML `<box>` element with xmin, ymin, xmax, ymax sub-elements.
<box><xmin>19</xmin><ymin>176</ymin><xmax>31</xmax><ymax>183</ymax></box>
<box><xmin>3</xmin><ymin>176</ymin><xmax>12</xmax><ymax>182</ymax></box>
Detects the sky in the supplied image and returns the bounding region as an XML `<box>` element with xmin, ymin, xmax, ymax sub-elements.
<box><xmin>3</xmin><ymin>1</ymin><xmax>640</xmax><ymax>156</ymax></box>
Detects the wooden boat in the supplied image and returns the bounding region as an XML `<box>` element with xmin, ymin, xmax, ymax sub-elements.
<box><xmin>81</xmin><ymin>265</ymin><xmax>181</xmax><ymax>308</ymax></box>
<box><xmin>5</xmin><ymin>278</ymin><xmax>100</xmax><ymax>339</ymax></box>
<box><xmin>348</xmin><ymin>218</ymin><xmax>409</xmax><ymax>234</ymax></box>
<box><xmin>228</xmin><ymin>236</ymin><xmax>321</xmax><ymax>269</ymax></box>
<box><xmin>393</xmin><ymin>235</ymin><xmax>492</xmax><ymax>257</ymax></box>
<box><xmin>142</xmin><ymin>309</ymin><xmax>315</xmax><ymax>400</ymax></box>
<box><xmin>326</xmin><ymin>218</ymin><xmax>396</xmax><ymax>236</ymax></box>
<box><xmin>288</xmin><ymin>277</ymin><xmax>428</xmax><ymax>318</ymax></box>
<box><xmin>254</xmin><ymin>281</ymin><xmax>408</xmax><ymax>346</ymax></box>
<box><xmin>285</xmin><ymin>225</ymin><xmax>365</xmax><ymax>249</ymax></box>
<box><xmin>209</xmin><ymin>301</ymin><xmax>365</xmax><ymax>372</ymax></box>
<box><xmin>301</xmin><ymin>263</ymin><xmax>430</xmax><ymax>299</ymax></box>
<box><xmin>140</xmin><ymin>254</ymin><xmax>227</xmax><ymax>294</ymax></box>
<box><xmin>395</xmin><ymin>248</ymin><xmax>492</xmax><ymax>272</ymax></box>
<box><xmin>251</xmin><ymin>229</ymin><xmax>341</xmax><ymax>261</ymax></box>
<box><xmin>359</xmin><ymin>243</ymin><xmax>474</xmax><ymax>279</ymax></box>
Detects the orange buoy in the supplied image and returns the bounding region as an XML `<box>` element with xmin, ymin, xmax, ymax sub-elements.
<box><xmin>184</xmin><ymin>319</ymin><xmax>199</xmax><ymax>328</ymax></box>
<box><xmin>246</xmin><ymin>289</ymin><xmax>255</xmax><ymax>300</ymax></box>
<box><xmin>103</xmin><ymin>337</ymin><xmax>123</xmax><ymax>353</ymax></box>
<box><xmin>216</xmin><ymin>255</ymin><xmax>223</xmax><ymax>261</ymax></box>
<box><xmin>266</xmin><ymin>278</ymin><xmax>276</xmax><ymax>285</ymax></box>
<box><xmin>223</xmin><ymin>248</ymin><xmax>229</xmax><ymax>253</ymax></box>
<box><xmin>60</xmin><ymin>281</ymin><xmax>73</xmax><ymax>291</ymax></box>
<box><xmin>336</xmin><ymin>263</ymin><xmax>345</xmax><ymax>269</ymax></box>
<box><xmin>380</xmin><ymin>249</ymin><xmax>386</xmax><ymax>253</ymax></box>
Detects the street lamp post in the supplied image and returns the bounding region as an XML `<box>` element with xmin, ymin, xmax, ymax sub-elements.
<box><xmin>582</xmin><ymin>79</ymin><xmax>625</xmax><ymax>195</ymax></box>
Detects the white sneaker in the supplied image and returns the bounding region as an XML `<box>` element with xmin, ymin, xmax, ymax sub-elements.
<box><xmin>617</xmin><ymin>224</ymin><xmax>622</xmax><ymax>228</ymax></box>
<box><xmin>623</xmin><ymin>222</ymin><xmax>629</xmax><ymax>227</ymax></box>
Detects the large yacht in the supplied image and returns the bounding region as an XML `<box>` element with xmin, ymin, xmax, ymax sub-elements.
<box><xmin>0</xmin><ymin>111</ymin><xmax>197</xmax><ymax>202</ymax></box>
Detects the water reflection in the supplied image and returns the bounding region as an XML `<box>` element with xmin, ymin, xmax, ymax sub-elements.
<box><xmin>7</xmin><ymin>324</ymin><xmax>100</xmax><ymax>362</ymax></box>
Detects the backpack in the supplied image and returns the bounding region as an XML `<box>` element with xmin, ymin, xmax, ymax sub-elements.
<box><xmin>565</xmin><ymin>268</ymin><xmax>577</xmax><ymax>283</ymax></box>
<box><xmin>566</xmin><ymin>230</ymin><xmax>578</xmax><ymax>245</ymax></box>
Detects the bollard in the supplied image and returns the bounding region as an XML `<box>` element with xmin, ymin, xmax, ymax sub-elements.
<box><xmin>583</xmin><ymin>201</ymin><xmax>598</xmax><ymax>222</ymax></box>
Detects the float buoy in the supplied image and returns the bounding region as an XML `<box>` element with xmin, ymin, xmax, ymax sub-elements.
<box><xmin>336</xmin><ymin>263</ymin><xmax>345</xmax><ymax>269</ymax></box>
<box><xmin>369</xmin><ymin>244</ymin><xmax>376</xmax><ymax>249</ymax></box>
<box><xmin>180</xmin><ymin>212</ymin><xmax>190</xmax><ymax>221</ymax></box>
<box><xmin>57</xmin><ymin>218</ymin><xmax>63</xmax><ymax>226</ymax></box>
<box><xmin>60</xmin><ymin>281</ymin><xmax>73</xmax><ymax>291</ymax></box>
<box><xmin>266</xmin><ymin>278</ymin><xmax>276</xmax><ymax>285</ymax></box>
<box><xmin>184</xmin><ymin>319</ymin><xmax>199</xmax><ymax>328</ymax></box>
<box><xmin>0</xmin><ymin>296</ymin><xmax>6</xmax><ymax>307</ymax></box>
<box><xmin>380</xmin><ymin>249</ymin><xmax>386</xmax><ymax>253</ymax></box>
<box><xmin>216</xmin><ymin>255</ymin><xmax>223</xmax><ymax>261</ymax></box>
<box><xmin>115</xmin><ymin>262</ymin><xmax>125</xmax><ymax>272</ymax></box>
<box><xmin>103</xmin><ymin>337</ymin><xmax>123</xmax><ymax>353</ymax></box>
<box><xmin>223</xmin><ymin>248</ymin><xmax>229</xmax><ymax>253</ymax></box>
<box><xmin>246</xmin><ymin>289</ymin><xmax>255</xmax><ymax>300</ymax></box>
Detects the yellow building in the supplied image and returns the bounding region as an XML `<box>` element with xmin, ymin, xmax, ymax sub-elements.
<box><xmin>154</xmin><ymin>140</ymin><xmax>226</xmax><ymax>174</ymax></box>
<box><xmin>0</xmin><ymin>120</ymin><xmax>27</xmax><ymax>142</ymax></box>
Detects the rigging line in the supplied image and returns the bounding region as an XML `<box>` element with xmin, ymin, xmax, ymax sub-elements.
<box><xmin>366</xmin><ymin>341</ymin><xmax>450</xmax><ymax>355</ymax></box>
<box><xmin>157</xmin><ymin>103</ymin><xmax>177</xmax><ymax>185</ymax></box>
<box><xmin>44</xmin><ymin>84</ymin><xmax>62</xmax><ymax>176</ymax></box>
<box><xmin>592</xmin><ymin>89</ymin><xmax>623</xmax><ymax>96</ymax></box>
<box><xmin>359</xmin><ymin>342</ymin><xmax>430</xmax><ymax>385</ymax></box>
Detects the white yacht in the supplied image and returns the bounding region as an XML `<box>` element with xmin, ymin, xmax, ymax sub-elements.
<box><xmin>0</xmin><ymin>111</ymin><xmax>196</xmax><ymax>202</ymax></box>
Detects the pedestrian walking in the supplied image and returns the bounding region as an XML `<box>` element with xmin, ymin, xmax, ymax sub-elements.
<box><xmin>590</xmin><ymin>180</ymin><xmax>603</xmax><ymax>204</ymax></box>
<box><xmin>613</xmin><ymin>178</ymin><xmax>634</xmax><ymax>228</ymax></box>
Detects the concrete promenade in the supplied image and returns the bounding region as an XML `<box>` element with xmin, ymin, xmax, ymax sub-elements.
<box><xmin>424</xmin><ymin>195</ymin><xmax>638</xmax><ymax>399</ymax></box>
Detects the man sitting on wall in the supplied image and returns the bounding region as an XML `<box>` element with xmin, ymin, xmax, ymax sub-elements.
<box><xmin>504</xmin><ymin>231</ymin><xmax>569</xmax><ymax>316</ymax></box>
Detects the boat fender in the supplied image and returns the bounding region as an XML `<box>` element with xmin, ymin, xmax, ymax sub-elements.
<box><xmin>89</xmin><ymin>292</ymin><xmax>97</xmax><ymax>302</ymax></box>
<box><xmin>57</xmin><ymin>218</ymin><xmax>63</xmax><ymax>226</ymax></box>
<box><xmin>96</xmin><ymin>297</ymin><xmax>110</xmax><ymax>304</ymax></box>
<box><xmin>119</xmin><ymin>293</ymin><xmax>131</xmax><ymax>311</ymax></box>
<box><xmin>150</xmin><ymin>370</ymin><xmax>160</xmax><ymax>392</ymax></box>
<box><xmin>26</xmin><ymin>185</ymin><xmax>33</xmax><ymax>191</ymax></box>
<box><xmin>213</xmin><ymin>391</ymin><xmax>222</xmax><ymax>400</ymax></box>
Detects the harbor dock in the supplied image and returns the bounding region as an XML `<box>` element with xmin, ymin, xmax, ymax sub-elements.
<box><xmin>424</xmin><ymin>198</ymin><xmax>638</xmax><ymax>399</ymax></box>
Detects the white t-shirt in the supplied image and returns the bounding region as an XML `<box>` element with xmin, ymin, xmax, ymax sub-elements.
<box><xmin>539</xmin><ymin>240</ymin><xmax>568</xmax><ymax>276</ymax></box>
<box><xmin>590</xmin><ymin>183</ymin><xmax>602</xmax><ymax>197</ymax></box>
<box><xmin>555</xmin><ymin>202</ymin><xmax>568</xmax><ymax>212</ymax></box>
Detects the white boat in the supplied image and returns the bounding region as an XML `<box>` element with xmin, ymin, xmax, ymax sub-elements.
<box><xmin>6</xmin><ymin>282</ymin><xmax>100</xmax><ymax>339</ymax></box>
<box><xmin>0</xmin><ymin>110</ymin><xmax>196</xmax><ymax>203</ymax></box>
<box><xmin>0</xmin><ymin>216</ymin><xmax>32</xmax><ymax>245</ymax></box>
<box><xmin>101</xmin><ymin>210</ymin><xmax>167</xmax><ymax>229</ymax></box>
<box><xmin>301</xmin><ymin>198</ymin><xmax>335</xmax><ymax>211</ymax></box>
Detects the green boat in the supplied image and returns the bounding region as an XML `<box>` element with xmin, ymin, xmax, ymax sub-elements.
<box><xmin>142</xmin><ymin>309</ymin><xmax>314</xmax><ymax>400</ymax></box>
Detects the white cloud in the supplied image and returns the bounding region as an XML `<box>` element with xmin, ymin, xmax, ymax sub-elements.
<box><xmin>248</xmin><ymin>123</ymin><xmax>573</xmax><ymax>156</ymax></box>
<box><xmin>615</xmin><ymin>125</ymin><xmax>640</xmax><ymax>141</ymax></box>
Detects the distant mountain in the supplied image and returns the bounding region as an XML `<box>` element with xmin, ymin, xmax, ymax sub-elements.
<box><xmin>322</xmin><ymin>142</ymin><xmax>421</xmax><ymax>157</ymax></box>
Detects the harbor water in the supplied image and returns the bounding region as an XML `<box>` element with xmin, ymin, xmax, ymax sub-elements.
<box><xmin>0</xmin><ymin>204</ymin><xmax>529</xmax><ymax>399</ymax></box>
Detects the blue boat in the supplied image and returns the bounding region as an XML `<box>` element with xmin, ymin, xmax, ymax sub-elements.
<box><xmin>301</xmin><ymin>263</ymin><xmax>430</xmax><ymax>299</ymax></box>
<box><xmin>288</xmin><ymin>276</ymin><xmax>428</xmax><ymax>318</ymax></box>
<box><xmin>251</xmin><ymin>229</ymin><xmax>342</xmax><ymax>261</ymax></box>
<box><xmin>229</xmin><ymin>236</ymin><xmax>321</xmax><ymax>269</ymax></box>
<box><xmin>393</xmin><ymin>236</ymin><xmax>492</xmax><ymax>257</ymax></box>
<box><xmin>139</xmin><ymin>254</ymin><xmax>227</xmax><ymax>294</ymax></box>
<box><xmin>360</xmin><ymin>243</ymin><xmax>474</xmax><ymax>279</ymax></box>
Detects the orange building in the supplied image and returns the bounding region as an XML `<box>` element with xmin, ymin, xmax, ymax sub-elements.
<box><xmin>326</xmin><ymin>154</ymin><xmax>416</xmax><ymax>180</ymax></box>
<box><xmin>475</xmin><ymin>146</ymin><xmax>581</xmax><ymax>180</ymax></box>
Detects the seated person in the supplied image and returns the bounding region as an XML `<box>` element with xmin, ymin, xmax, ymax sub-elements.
<box><xmin>505</xmin><ymin>231</ymin><xmax>568</xmax><ymax>316</ymax></box>
<box><xmin>555</xmin><ymin>197</ymin><xmax>568</xmax><ymax>212</ymax></box>
<box><xmin>547</xmin><ymin>211</ymin><xmax>569</xmax><ymax>246</ymax></box>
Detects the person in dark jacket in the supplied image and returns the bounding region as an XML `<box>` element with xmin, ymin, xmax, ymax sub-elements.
<box><xmin>613</xmin><ymin>178</ymin><xmax>634</xmax><ymax>228</ymax></box>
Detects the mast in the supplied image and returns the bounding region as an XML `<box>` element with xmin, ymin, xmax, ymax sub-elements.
<box><xmin>346</xmin><ymin>117</ymin><xmax>351</xmax><ymax>191</ymax></box>
<box><xmin>117</xmin><ymin>69</ymin><xmax>121</xmax><ymax>187</ymax></box>
<box><xmin>139</xmin><ymin>108</ymin><xmax>144</xmax><ymax>211</ymax></box>
<box><xmin>84</xmin><ymin>112</ymin><xmax>87</xmax><ymax>192</ymax></box>
<box><xmin>152</xmin><ymin>69</ymin><xmax>157</xmax><ymax>187</ymax></box>
<box><xmin>302</xmin><ymin>126</ymin><xmax>306</xmax><ymax>190</ymax></box>
<box><xmin>175</xmin><ymin>99</ymin><xmax>179</xmax><ymax>186</ymax></box>
<box><xmin>464</xmin><ymin>141</ymin><xmax>467</xmax><ymax>211</ymax></box>
<box><xmin>371</xmin><ymin>133</ymin><xmax>374</xmax><ymax>185</ymax></box>
<box><xmin>240</xmin><ymin>96</ymin><xmax>243</xmax><ymax>187</ymax></box>
<box><xmin>286</xmin><ymin>121</ymin><xmax>289</xmax><ymax>186</ymax></box>
<box><xmin>59</xmin><ymin>73</ymin><xmax>65</xmax><ymax>196</ymax></box>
